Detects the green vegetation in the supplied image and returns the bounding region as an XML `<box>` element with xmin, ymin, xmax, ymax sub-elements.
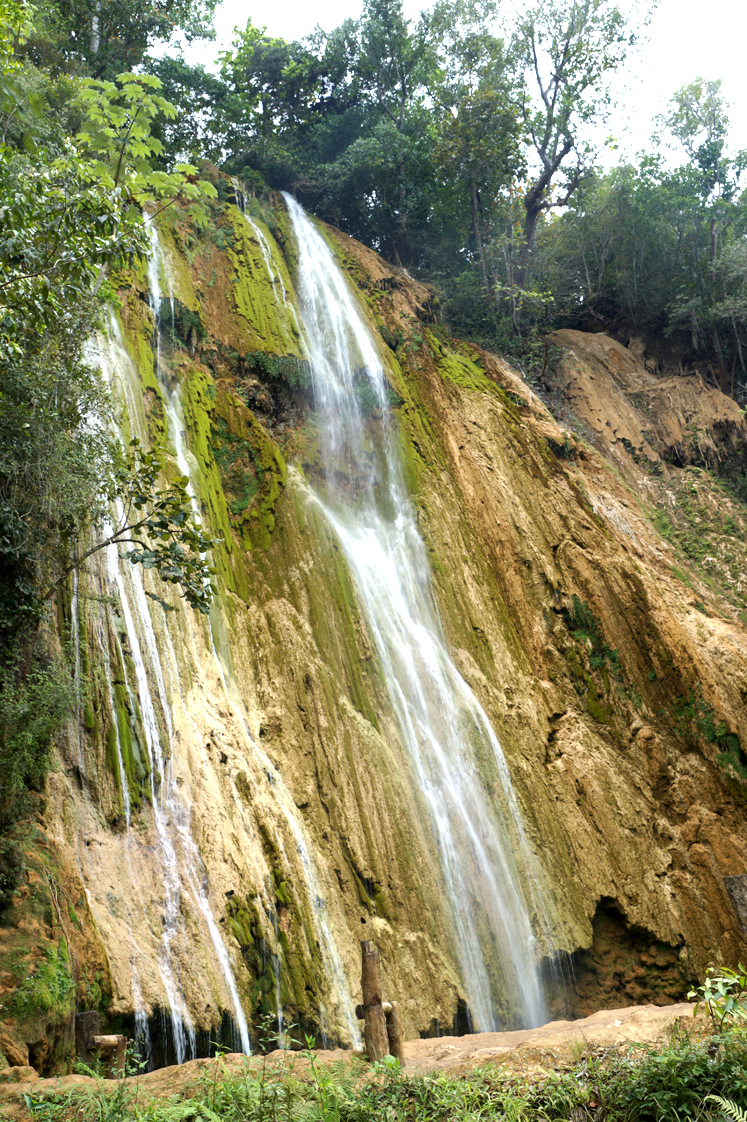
<box><xmin>672</xmin><ymin>685</ymin><xmax>747</xmax><ymax>780</ymax></box>
<box><xmin>562</xmin><ymin>596</ymin><xmax>620</xmax><ymax>676</ymax></box>
<box><xmin>689</xmin><ymin>964</ymin><xmax>747</xmax><ymax>1033</ymax></box>
<box><xmin>0</xmin><ymin>0</ymin><xmax>221</xmax><ymax>896</ymax></box>
<box><xmin>649</xmin><ymin>469</ymin><xmax>747</xmax><ymax>616</ymax></box>
<box><xmin>8</xmin><ymin>940</ymin><xmax>75</xmax><ymax>1022</ymax></box>
<box><xmin>560</xmin><ymin>596</ymin><xmax>622</xmax><ymax>725</ymax></box>
<box><xmin>242</xmin><ymin>352</ymin><xmax>312</xmax><ymax>389</ymax></box>
<box><xmin>0</xmin><ymin>651</ymin><xmax>73</xmax><ymax>850</ymax></box>
<box><xmin>19</xmin><ymin>1024</ymin><xmax>747</xmax><ymax>1120</ymax></box>
<box><xmin>212</xmin><ymin>418</ymin><xmax>260</xmax><ymax>516</ymax></box>
<box><xmin>163</xmin><ymin>299</ymin><xmax>208</xmax><ymax>349</ymax></box>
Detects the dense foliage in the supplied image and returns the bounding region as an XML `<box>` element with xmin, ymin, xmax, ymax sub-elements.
<box><xmin>143</xmin><ymin>0</ymin><xmax>747</xmax><ymax>395</ymax></box>
<box><xmin>0</xmin><ymin>0</ymin><xmax>218</xmax><ymax>879</ymax></box>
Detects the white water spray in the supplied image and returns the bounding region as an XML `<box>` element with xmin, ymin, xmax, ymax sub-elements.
<box><xmin>283</xmin><ymin>193</ymin><xmax>550</xmax><ymax>1030</ymax></box>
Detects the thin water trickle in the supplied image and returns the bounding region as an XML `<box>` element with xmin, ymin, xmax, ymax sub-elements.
<box><xmin>70</xmin><ymin>569</ymin><xmax>84</xmax><ymax>773</ymax></box>
<box><xmin>105</xmin><ymin>527</ymin><xmax>197</xmax><ymax>1064</ymax></box>
<box><xmin>146</xmin><ymin>219</ymin><xmax>359</xmax><ymax>1047</ymax></box>
<box><xmin>130</xmin><ymin>941</ymin><xmax>153</xmax><ymax>1064</ymax></box>
<box><xmin>283</xmin><ymin>193</ymin><xmax>551</xmax><ymax>1031</ymax></box>
<box><xmin>270</xmin><ymin>908</ymin><xmax>285</xmax><ymax>1044</ymax></box>
<box><xmin>228</xmin><ymin>182</ymin><xmax>301</xmax><ymax>333</ymax></box>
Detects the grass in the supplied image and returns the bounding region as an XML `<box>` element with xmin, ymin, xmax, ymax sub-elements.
<box><xmin>17</xmin><ymin>1026</ymin><xmax>747</xmax><ymax>1121</ymax></box>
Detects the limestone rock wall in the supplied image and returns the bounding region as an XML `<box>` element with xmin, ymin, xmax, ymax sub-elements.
<box><xmin>2</xmin><ymin>192</ymin><xmax>747</xmax><ymax>1072</ymax></box>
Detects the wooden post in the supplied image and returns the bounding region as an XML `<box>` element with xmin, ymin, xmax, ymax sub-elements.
<box><xmin>385</xmin><ymin>1001</ymin><xmax>405</xmax><ymax>1067</ymax></box>
<box><xmin>75</xmin><ymin>1012</ymin><xmax>127</xmax><ymax>1079</ymax></box>
<box><xmin>360</xmin><ymin>940</ymin><xmax>388</xmax><ymax>1061</ymax></box>
<box><xmin>75</xmin><ymin>1011</ymin><xmax>100</xmax><ymax>1066</ymax></box>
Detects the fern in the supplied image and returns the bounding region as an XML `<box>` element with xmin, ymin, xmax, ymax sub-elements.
<box><xmin>705</xmin><ymin>1094</ymin><xmax>747</xmax><ymax>1121</ymax></box>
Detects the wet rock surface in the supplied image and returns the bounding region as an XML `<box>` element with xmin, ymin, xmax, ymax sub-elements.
<box><xmin>2</xmin><ymin>199</ymin><xmax>747</xmax><ymax>1072</ymax></box>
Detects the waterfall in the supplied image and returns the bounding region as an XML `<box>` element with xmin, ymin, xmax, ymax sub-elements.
<box><xmin>283</xmin><ymin>193</ymin><xmax>551</xmax><ymax>1031</ymax></box>
<box><xmin>115</xmin><ymin>222</ymin><xmax>358</xmax><ymax>1049</ymax></box>
<box><xmin>92</xmin><ymin>296</ymin><xmax>252</xmax><ymax>1058</ymax></box>
<box><xmin>104</xmin><ymin>521</ymin><xmax>198</xmax><ymax>1063</ymax></box>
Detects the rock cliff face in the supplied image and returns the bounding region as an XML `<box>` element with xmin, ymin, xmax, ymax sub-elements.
<box><xmin>2</xmin><ymin>189</ymin><xmax>747</xmax><ymax>1074</ymax></box>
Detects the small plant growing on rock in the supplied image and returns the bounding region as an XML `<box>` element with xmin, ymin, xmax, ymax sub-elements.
<box><xmin>689</xmin><ymin>964</ymin><xmax>747</xmax><ymax>1032</ymax></box>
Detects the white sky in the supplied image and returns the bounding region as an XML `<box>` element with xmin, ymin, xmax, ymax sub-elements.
<box><xmin>177</xmin><ymin>0</ymin><xmax>747</xmax><ymax>164</ymax></box>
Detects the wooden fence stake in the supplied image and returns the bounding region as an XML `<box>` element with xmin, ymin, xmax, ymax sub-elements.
<box><xmin>385</xmin><ymin>1001</ymin><xmax>405</xmax><ymax>1066</ymax></box>
<box><xmin>360</xmin><ymin>940</ymin><xmax>389</xmax><ymax>1061</ymax></box>
<box><xmin>75</xmin><ymin>1012</ymin><xmax>127</xmax><ymax>1079</ymax></box>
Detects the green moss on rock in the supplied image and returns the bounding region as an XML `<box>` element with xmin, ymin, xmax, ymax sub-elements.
<box><xmin>225</xmin><ymin>207</ymin><xmax>303</xmax><ymax>358</ymax></box>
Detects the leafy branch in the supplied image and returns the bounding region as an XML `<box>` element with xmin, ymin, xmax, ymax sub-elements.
<box><xmin>688</xmin><ymin>964</ymin><xmax>747</xmax><ymax>1033</ymax></box>
<box><xmin>44</xmin><ymin>439</ymin><xmax>222</xmax><ymax>615</ymax></box>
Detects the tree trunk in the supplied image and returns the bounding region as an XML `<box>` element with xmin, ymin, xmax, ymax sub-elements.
<box><xmin>471</xmin><ymin>181</ymin><xmax>489</xmax><ymax>297</ymax></box>
<box><xmin>385</xmin><ymin>1001</ymin><xmax>405</xmax><ymax>1065</ymax></box>
<box><xmin>90</xmin><ymin>0</ymin><xmax>101</xmax><ymax>54</ymax></box>
<box><xmin>731</xmin><ymin>315</ymin><xmax>746</xmax><ymax>378</ymax></box>
<box><xmin>394</xmin><ymin>152</ymin><xmax>408</xmax><ymax>266</ymax></box>
<box><xmin>517</xmin><ymin>196</ymin><xmax>543</xmax><ymax>292</ymax></box>
<box><xmin>711</xmin><ymin>326</ymin><xmax>729</xmax><ymax>394</ymax></box>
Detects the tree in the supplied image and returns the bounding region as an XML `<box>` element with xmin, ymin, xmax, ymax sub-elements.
<box><xmin>357</xmin><ymin>0</ymin><xmax>434</xmax><ymax>263</ymax></box>
<box><xmin>435</xmin><ymin>87</ymin><xmax>524</xmax><ymax>293</ymax></box>
<box><xmin>0</xmin><ymin>152</ymin><xmax>128</xmax><ymax>360</ymax></box>
<box><xmin>46</xmin><ymin>439</ymin><xmax>219</xmax><ymax>614</ymax></box>
<box><xmin>74</xmin><ymin>71</ymin><xmax>216</xmax><ymax>220</ymax></box>
<box><xmin>220</xmin><ymin>20</ymin><xmax>321</xmax><ymax>140</ymax></box>
<box><xmin>426</xmin><ymin>0</ymin><xmax>504</xmax><ymax>104</ymax></box>
<box><xmin>27</xmin><ymin>0</ymin><xmax>218</xmax><ymax>80</ymax></box>
<box><xmin>661</xmin><ymin>78</ymin><xmax>729</xmax><ymax>194</ymax></box>
<box><xmin>513</xmin><ymin>0</ymin><xmax>639</xmax><ymax>288</ymax></box>
<box><xmin>659</xmin><ymin>80</ymin><xmax>747</xmax><ymax>392</ymax></box>
<box><xmin>144</xmin><ymin>54</ymin><xmax>230</xmax><ymax>166</ymax></box>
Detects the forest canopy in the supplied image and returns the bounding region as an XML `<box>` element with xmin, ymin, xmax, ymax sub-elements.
<box><xmin>141</xmin><ymin>0</ymin><xmax>747</xmax><ymax>399</ymax></box>
<box><xmin>3</xmin><ymin>0</ymin><xmax>746</xmax><ymax>395</ymax></box>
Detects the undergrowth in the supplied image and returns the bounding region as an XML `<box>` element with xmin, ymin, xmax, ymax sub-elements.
<box><xmin>649</xmin><ymin>468</ymin><xmax>747</xmax><ymax>617</ymax></box>
<box><xmin>19</xmin><ymin>1026</ymin><xmax>747</xmax><ymax>1121</ymax></box>
<box><xmin>562</xmin><ymin>595</ymin><xmax>620</xmax><ymax>675</ymax></box>
<box><xmin>211</xmin><ymin>418</ymin><xmax>260</xmax><ymax>517</ymax></box>
<box><xmin>560</xmin><ymin>595</ymin><xmax>622</xmax><ymax>725</ymax></box>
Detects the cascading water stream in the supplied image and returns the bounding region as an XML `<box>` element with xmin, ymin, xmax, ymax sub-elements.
<box><xmin>142</xmin><ymin>223</ymin><xmax>358</xmax><ymax>1048</ymax></box>
<box><xmin>104</xmin><ymin>524</ymin><xmax>197</xmax><ymax>1064</ymax></box>
<box><xmin>70</xmin><ymin>569</ymin><xmax>84</xmax><ymax>772</ymax></box>
<box><xmin>94</xmin><ymin>289</ymin><xmax>252</xmax><ymax>1058</ymax></box>
<box><xmin>94</xmin><ymin>614</ymin><xmax>131</xmax><ymax>830</ymax></box>
<box><xmin>283</xmin><ymin>193</ymin><xmax>552</xmax><ymax>1031</ymax></box>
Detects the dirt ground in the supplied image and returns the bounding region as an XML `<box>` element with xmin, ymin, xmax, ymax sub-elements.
<box><xmin>0</xmin><ymin>1002</ymin><xmax>700</xmax><ymax>1117</ymax></box>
